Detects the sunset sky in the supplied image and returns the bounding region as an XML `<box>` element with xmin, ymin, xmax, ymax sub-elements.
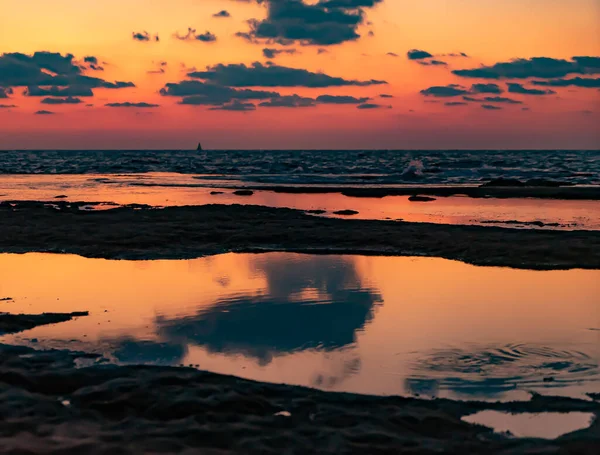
<box><xmin>1</xmin><ymin>0</ymin><xmax>599</xmax><ymax>149</ymax></box>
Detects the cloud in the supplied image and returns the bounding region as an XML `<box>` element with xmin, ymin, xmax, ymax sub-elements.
<box><xmin>531</xmin><ymin>77</ymin><xmax>600</xmax><ymax>88</ymax></box>
<box><xmin>0</xmin><ymin>104</ymin><xmax>17</xmax><ymax>108</ymax></box>
<box><xmin>445</xmin><ymin>101</ymin><xmax>468</xmax><ymax>106</ymax></box>
<box><xmin>34</xmin><ymin>110</ymin><xmax>55</xmax><ymax>115</ymax></box>
<box><xmin>0</xmin><ymin>87</ymin><xmax>12</xmax><ymax>98</ymax></box>
<box><xmin>161</xmin><ymin>80</ymin><xmax>280</xmax><ymax>105</ymax></box>
<box><xmin>83</xmin><ymin>55</ymin><xmax>104</xmax><ymax>71</ymax></box>
<box><xmin>148</xmin><ymin>61</ymin><xmax>168</xmax><ymax>75</ymax></box>
<box><xmin>262</xmin><ymin>48</ymin><xmax>298</xmax><ymax>59</ymax></box>
<box><xmin>357</xmin><ymin>103</ymin><xmax>390</xmax><ymax>109</ymax></box>
<box><xmin>453</xmin><ymin>56</ymin><xmax>600</xmax><ymax>79</ymax></box>
<box><xmin>40</xmin><ymin>96</ymin><xmax>83</xmax><ymax>104</ymax></box>
<box><xmin>236</xmin><ymin>0</ymin><xmax>383</xmax><ymax>46</ymax></box>
<box><xmin>25</xmin><ymin>86</ymin><xmax>95</xmax><ymax>97</ymax></box>
<box><xmin>0</xmin><ymin>51</ymin><xmax>135</xmax><ymax>93</ymax></box>
<box><xmin>462</xmin><ymin>95</ymin><xmax>522</xmax><ymax>104</ymax></box>
<box><xmin>259</xmin><ymin>94</ymin><xmax>316</xmax><ymax>107</ymax></box>
<box><xmin>481</xmin><ymin>104</ymin><xmax>502</xmax><ymax>110</ymax></box>
<box><xmin>387</xmin><ymin>52</ymin><xmax>399</xmax><ymax>57</ymax></box>
<box><xmin>187</xmin><ymin>62</ymin><xmax>386</xmax><ymax>87</ymax></box>
<box><xmin>379</xmin><ymin>93</ymin><xmax>393</xmax><ymax>98</ymax></box>
<box><xmin>418</xmin><ymin>59</ymin><xmax>447</xmax><ymax>66</ymax></box>
<box><xmin>174</xmin><ymin>28</ymin><xmax>217</xmax><ymax>42</ymax></box>
<box><xmin>507</xmin><ymin>82</ymin><xmax>555</xmax><ymax>95</ymax></box>
<box><xmin>407</xmin><ymin>49</ymin><xmax>433</xmax><ymax>60</ymax></box>
<box><xmin>105</xmin><ymin>102</ymin><xmax>160</xmax><ymax>108</ymax></box>
<box><xmin>209</xmin><ymin>100</ymin><xmax>256</xmax><ymax>111</ymax></box>
<box><xmin>420</xmin><ymin>85</ymin><xmax>469</xmax><ymax>97</ymax></box>
<box><xmin>213</xmin><ymin>10</ymin><xmax>231</xmax><ymax>18</ymax></box>
<box><xmin>316</xmin><ymin>94</ymin><xmax>369</xmax><ymax>104</ymax></box>
<box><xmin>470</xmin><ymin>83</ymin><xmax>503</xmax><ymax>94</ymax></box>
<box><xmin>133</xmin><ymin>31</ymin><xmax>159</xmax><ymax>42</ymax></box>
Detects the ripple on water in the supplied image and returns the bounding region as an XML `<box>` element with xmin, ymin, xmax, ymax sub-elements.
<box><xmin>407</xmin><ymin>343</ymin><xmax>599</xmax><ymax>398</ymax></box>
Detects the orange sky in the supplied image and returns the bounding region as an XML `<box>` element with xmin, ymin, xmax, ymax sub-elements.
<box><xmin>1</xmin><ymin>0</ymin><xmax>599</xmax><ymax>149</ymax></box>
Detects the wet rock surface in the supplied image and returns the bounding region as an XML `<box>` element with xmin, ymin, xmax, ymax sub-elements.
<box><xmin>0</xmin><ymin>343</ymin><xmax>598</xmax><ymax>454</ymax></box>
<box><xmin>1</xmin><ymin>202</ymin><xmax>598</xmax><ymax>269</ymax></box>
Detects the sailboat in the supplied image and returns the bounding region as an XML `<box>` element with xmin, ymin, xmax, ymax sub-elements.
<box><xmin>196</xmin><ymin>142</ymin><xmax>203</xmax><ymax>151</ymax></box>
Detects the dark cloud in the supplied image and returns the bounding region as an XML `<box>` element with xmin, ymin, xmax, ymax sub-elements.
<box><xmin>41</xmin><ymin>96</ymin><xmax>83</xmax><ymax>104</ymax></box>
<box><xmin>470</xmin><ymin>83</ymin><xmax>503</xmax><ymax>94</ymax></box>
<box><xmin>453</xmin><ymin>56</ymin><xmax>600</xmax><ymax>79</ymax></box>
<box><xmin>213</xmin><ymin>10</ymin><xmax>231</xmax><ymax>18</ymax></box>
<box><xmin>105</xmin><ymin>102</ymin><xmax>160</xmax><ymax>108</ymax></box>
<box><xmin>507</xmin><ymin>82</ymin><xmax>555</xmax><ymax>95</ymax></box>
<box><xmin>420</xmin><ymin>85</ymin><xmax>469</xmax><ymax>97</ymax></box>
<box><xmin>0</xmin><ymin>87</ymin><xmax>12</xmax><ymax>98</ymax></box>
<box><xmin>357</xmin><ymin>103</ymin><xmax>390</xmax><ymax>109</ymax></box>
<box><xmin>0</xmin><ymin>104</ymin><xmax>17</xmax><ymax>108</ymax></box>
<box><xmin>262</xmin><ymin>48</ymin><xmax>298</xmax><ymax>59</ymax></box>
<box><xmin>462</xmin><ymin>95</ymin><xmax>522</xmax><ymax>104</ymax></box>
<box><xmin>0</xmin><ymin>51</ymin><xmax>134</xmax><ymax>93</ymax></box>
<box><xmin>133</xmin><ymin>31</ymin><xmax>159</xmax><ymax>42</ymax></box>
<box><xmin>236</xmin><ymin>0</ymin><xmax>383</xmax><ymax>46</ymax></box>
<box><xmin>481</xmin><ymin>104</ymin><xmax>502</xmax><ymax>110</ymax></box>
<box><xmin>532</xmin><ymin>77</ymin><xmax>600</xmax><ymax>88</ymax></box>
<box><xmin>34</xmin><ymin>110</ymin><xmax>55</xmax><ymax>115</ymax></box>
<box><xmin>83</xmin><ymin>56</ymin><xmax>104</xmax><ymax>71</ymax></box>
<box><xmin>418</xmin><ymin>59</ymin><xmax>447</xmax><ymax>66</ymax></box>
<box><xmin>387</xmin><ymin>52</ymin><xmax>399</xmax><ymax>57</ymax></box>
<box><xmin>445</xmin><ymin>101</ymin><xmax>467</xmax><ymax>106</ymax></box>
<box><xmin>148</xmin><ymin>61</ymin><xmax>168</xmax><ymax>74</ymax></box>
<box><xmin>161</xmin><ymin>80</ymin><xmax>279</xmax><ymax>105</ymax></box>
<box><xmin>379</xmin><ymin>93</ymin><xmax>393</xmax><ymax>98</ymax></box>
<box><xmin>25</xmin><ymin>86</ymin><xmax>95</xmax><ymax>97</ymax></box>
<box><xmin>316</xmin><ymin>94</ymin><xmax>369</xmax><ymax>104</ymax></box>
<box><xmin>209</xmin><ymin>100</ymin><xmax>256</xmax><ymax>111</ymax></box>
<box><xmin>174</xmin><ymin>28</ymin><xmax>217</xmax><ymax>42</ymax></box>
<box><xmin>259</xmin><ymin>94</ymin><xmax>316</xmax><ymax>107</ymax></box>
<box><xmin>407</xmin><ymin>49</ymin><xmax>433</xmax><ymax>60</ymax></box>
<box><xmin>187</xmin><ymin>62</ymin><xmax>386</xmax><ymax>87</ymax></box>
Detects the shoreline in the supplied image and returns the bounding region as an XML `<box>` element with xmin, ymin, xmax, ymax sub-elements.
<box><xmin>213</xmin><ymin>184</ymin><xmax>600</xmax><ymax>200</ymax></box>
<box><xmin>0</xmin><ymin>341</ymin><xmax>599</xmax><ymax>454</ymax></box>
<box><xmin>1</xmin><ymin>201</ymin><xmax>599</xmax><ymax>269</ymax></box>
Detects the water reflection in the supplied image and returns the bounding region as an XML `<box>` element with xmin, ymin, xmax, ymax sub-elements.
<box><xmin>0</xmin><ymin>252</ymin><xmax>598</xmax><ymax>401</ymax></box>
<box><xmin>406</xmin><ymin>344</ymin><xmax>599</xmax><ymax>399</ymax></box>
<box><xmin>156</xmin><ymin>255</ymin><xmax>382</xmax><ymax>364</ymax></box>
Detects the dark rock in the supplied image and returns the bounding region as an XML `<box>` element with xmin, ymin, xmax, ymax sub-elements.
<box><xmin>210</xmin><ymin>191</ymin><xmax>224</xmax><ymax>195</ymax></box>
<box><xmin>54</xmin><ymin>195</ymin><xmax>68</xmax><ymax>199</ymax></box>
<box><xmin>0</xmin><ymin>312</ymin><xmax>89</xmax><ymax>335</ymax></box>
<box><xmin>333</xmin><ymin>210</ymin><xmax>359</xmax><ymax>216</ymax></box>
<box><xmin>233</xmin><ymin>190</ymin><xmax>254</xmax><ymax>196</ymax></box>
<box><xmin>305</xmin><ymin>210</ymin><xmax>327</xmax><ymax>215</ymax></box>
<box><xmin>409</xmin><ymin>196</ymin><xmax>436</xmax><ymax>202</ymax></box>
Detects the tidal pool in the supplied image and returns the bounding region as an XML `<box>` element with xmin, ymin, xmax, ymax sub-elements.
<box><xmin>462</xmin><ymin>411</ymin><xmax>595</xmax><ymax>439</ymax></box>
<box><xmin>0</xmin><ymin>252</ymin><xmax>598</xmax><ymax>401</ymax></box>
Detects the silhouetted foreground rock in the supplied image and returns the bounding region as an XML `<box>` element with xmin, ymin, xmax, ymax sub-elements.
<box><xmin>408</xmin><ymin>196</ymin><xmax>436</xmax><ymax>202</ymax></box>
<box><xmin>0</xmin><ymin>343</ymin><xmax>598</xmax><ymax>454</ymax></box>
<box><xmin>0</xmin><ymin>312</ymin><xmax>89</xmax><ymax>335</ymax></box>
<box><xmin>1</xmin><ymin>202</ymin><xmax>598</xmax><ymax>269</ymax></box>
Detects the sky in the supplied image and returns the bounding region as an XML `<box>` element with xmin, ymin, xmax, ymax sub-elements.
<box><xmin>1</xmin><ymin>0</ymin><xmax>599</xmax><ymax>150</ymax></box>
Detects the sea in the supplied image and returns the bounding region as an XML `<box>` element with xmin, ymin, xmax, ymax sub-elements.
<box><xmin>0</xmin><ymin>149</ymin><xmax>598</xmax><ymax>186</ymax></box>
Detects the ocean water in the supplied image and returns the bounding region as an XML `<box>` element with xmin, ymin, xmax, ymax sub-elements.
<box><xmin>2</xmin><ymin>252</ymin><xmax>598</xmax><ymax>402</ymax></box>
<box><xmin>0</xmin><ymin>150</ymin><xmax>599</xmax><ymax>185</ymax></box>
